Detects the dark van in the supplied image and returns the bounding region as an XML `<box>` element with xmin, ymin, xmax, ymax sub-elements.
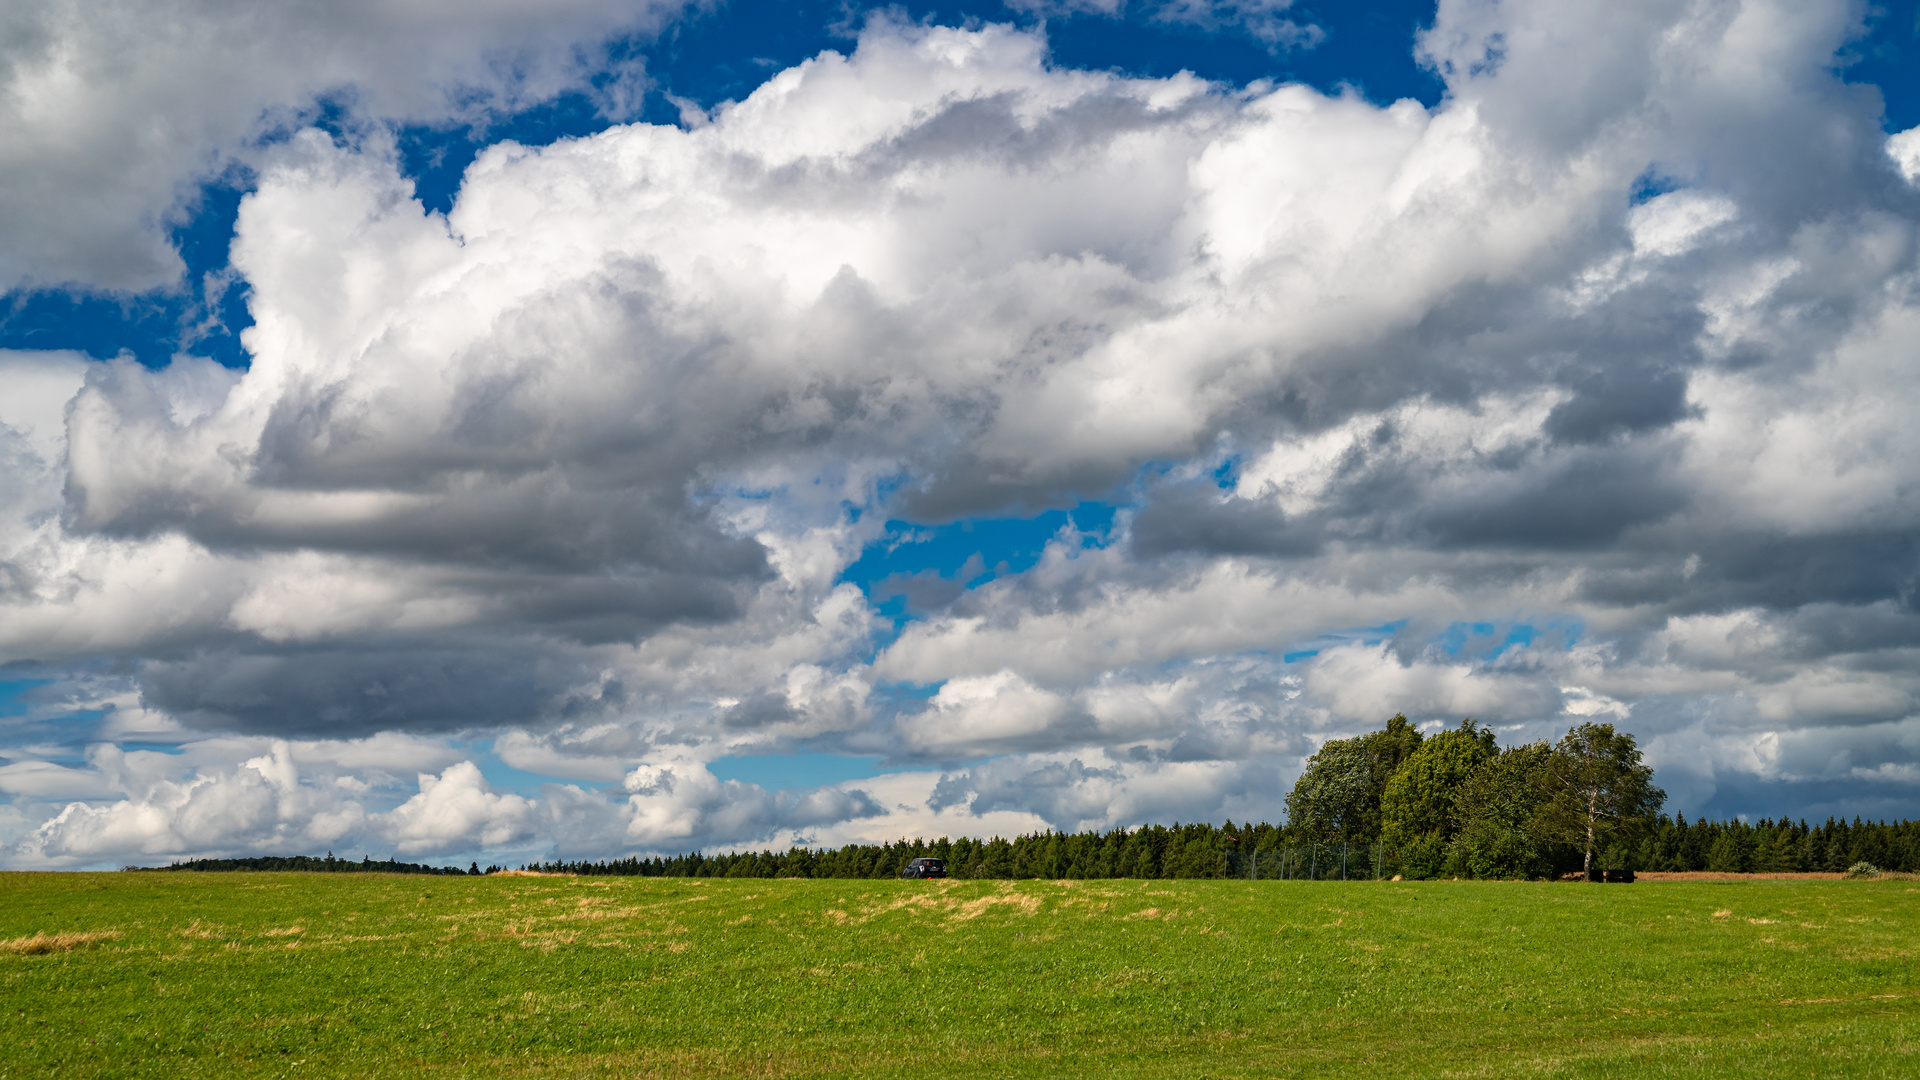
<box><xmin>900</xmin><ymin>858</ymin><xmax>947</xmax><ymax>879</ymax></box>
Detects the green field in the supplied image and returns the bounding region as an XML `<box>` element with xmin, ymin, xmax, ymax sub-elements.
<box><xmin>2</xmin><ymin>873</ymin><xmax>1915</xmax><ymax>1078</ymax></box>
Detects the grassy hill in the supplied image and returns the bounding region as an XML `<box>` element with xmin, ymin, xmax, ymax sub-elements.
<box><xmin>2</xmin><ymin>872</ymin><xmax>1915</xmax><ymax>1077</ymax></box>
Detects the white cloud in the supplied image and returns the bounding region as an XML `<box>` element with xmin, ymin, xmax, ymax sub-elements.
<box><xmin>0</xmin><ymin>350</ymin><xmax>89</xmax><ymax>463</ymax></box>
<box><xmin>898</xmin><ymin>671</ymin><xmax>1081</xmax><ymax>755</ymax></box>
<box><xmin>1629</xmin><ymin>190</ymin><xmax>1740</xmax><ymax>259</ymax></box>
<box><xmin>19</xmin><ymin>740</ymin><xmax>348</xmax><ymax>863</ymax></box>
<box><xmin>613</xmin><ymin>759</ymin><xmax>892</xmax><ymax>850</ymax></box>
<box><xmin>928</xmin><ymin>750</ymin><xmax>1279</xmax><ymax>834</ymax></box>
<box><xmin>1560</xmin><ymin>686</ymin><xmax>1631</xmax><ymax>720</ymax></box>
<box><xmin>0</xmin><ymin>761</ymin><xmax>117</xmax><ymax>800</ymax></box>
<box><xmin>0</xmin><ymin>0</ymin><xmax>689</xmax><ymax>292</ymax></box>
<box><xmin>1303</xmin><ymin>644</ymin><xmax>1555</xmax><ymax>724</ymax></box>
<box><xmin>0</xmin><ymin>732</ymin><xmax>486</xmax><ymax>865</ymax></box>
<box><xmin>1892</xmin><ymin>126</ymin><xmax>1920</xmax><ymax>186</ymax></box>
<box><xmin>383</xmin><ymin>761</ymin><xmax>536</xmax><ymax>854</ymax></box>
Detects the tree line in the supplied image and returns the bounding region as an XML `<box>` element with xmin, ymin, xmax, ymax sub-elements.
<box><xmin>119</xmin><ymin>719</ymin><xmax>1920</xmax><ymax>880</ymax></box>
<box><xmin>1637</xmin><ymin>814</ymin><xmax>1918</xmax><ymax>874</ymax></box>
<box><xmin>527</xmin><ymin>718</ymin><xmax>1916</xmax><ymax>881</ymax></box>
<box><xmin>523</xmin><ymin>822</ymin><xmax>1268</xmax><ymax>880</ymax></box>
<box><xmin>131</xmin><ymin>808</ymin><xmax>1920</xmax><ymax>882</ymax></box>
<box><xmin>130</xmin><ymin>853</ymin><xmax>500</xmax><ymax>875</ymax></box>
<box><xmin>519</xmin><ymin>812</ymin><xmax>1920</xmax><ymax>880</ymax></box>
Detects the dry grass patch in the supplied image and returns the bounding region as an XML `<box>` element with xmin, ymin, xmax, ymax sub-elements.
<box><xmin>1</xmin><ymin>929</ymin><xmax>121</xmax><ymax>955</ymax></box>
<box><xmin>521</xmin><ymin>932</ymin><xmax>578</xmax><ymax>952</ymax></box>
<box><xmin>556</xmin><ymin>904</ymin><xmax>646</xmax><ymax>923</ymax></box>
<box><xmin>942</xmin><ymin>891</ymin><xmax>1042</xmax><ymax>924</ymax></box>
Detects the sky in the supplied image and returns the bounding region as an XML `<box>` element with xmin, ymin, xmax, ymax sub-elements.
<box><xmin>2</xmin><ymin>0</ymin><xmax>1920</xmax><ymax>870</ymax></box>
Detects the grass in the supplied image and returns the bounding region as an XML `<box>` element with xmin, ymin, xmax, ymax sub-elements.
<box><xmin>1</xmin><ymin>873</ymin><xmax>1915</xmax><ymax>1078</ymax></box>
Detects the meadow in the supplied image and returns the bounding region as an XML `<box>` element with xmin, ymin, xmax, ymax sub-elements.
<box><xmin>1</xmin><ymin>872</ymin><xmax>1915</xmax><ymax>1078</ymax></box>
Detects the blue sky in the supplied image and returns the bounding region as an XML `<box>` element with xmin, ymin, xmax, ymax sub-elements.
<box><xmin>4</xmin><ymin>0</ymin><xmax>1920</xmax><ymax>866</ymax></box>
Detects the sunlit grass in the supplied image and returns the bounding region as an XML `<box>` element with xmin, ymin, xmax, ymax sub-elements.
<box><xmin>1</xmin><ymin>872</ymin><xmax>1915</xmax><ymax>1077</ymax></box>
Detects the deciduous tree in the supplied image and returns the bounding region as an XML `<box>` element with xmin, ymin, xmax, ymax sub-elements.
<box><xmin>1285</xmin><ymin>737</ymin><xmax>1375</xmax><ymax>843</ymax></box>
<box><xmin>1380</xmin><ymin>719</ymin><xmax>1498</xmax><ymax>876</ymax></box>
<box><xmin>1448</xmin><ymin>742</ymin><xmax>1554</xmax><ymax>879</ymax></box>
<box><xmin>1534</xmin><ymin>722</ymin><xmax>1665</xmax><ymax>877</ymax></box>
<box><xmin>1284</xmin><ymin>715</ymin><xmax>1425</xmax><ymax>844</ymax></box>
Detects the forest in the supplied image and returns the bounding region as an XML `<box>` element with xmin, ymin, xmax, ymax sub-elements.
<box><xmin>517</xmin><ymin>812</ymin><xmax>1920</xmax><ymax>881</ymax></box>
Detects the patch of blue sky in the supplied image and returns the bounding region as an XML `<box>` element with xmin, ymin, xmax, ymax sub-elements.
<box><xmin>708</xmin><ymin>752</ymin><xmax>886</xmax><ymax>790</ymax></box>
<box><xmin>838</xmin><ymin>502</ymin><xmax>1117</xmax><ymax>621</ymax></box>
<box><xmin>870</xmin><ymin>678</ymin><xmax>948</xmax><ymax>704</ymax></box>
<box><xmin>1848</xmin><ymin>0</ymin><xmax>1920</xmax><ymax>131</ymax></box>
<box><xmin>1299</xmin><ymin>618</ymin><xmax>1407</xmax><ymax>651</ymax></box>
<box><xmin>0</xmin><ymin>179</ymin><xmax>253</xmax><ymax>369</ymax></box>
<box><xmin>1211</xmin><ymin>455</ymin><xmax>1242</xmax><ymax>488</ymax></box>
<box><xmin>1042</xmin><ymin>0</ymin><xmax>1441</xmax><ymax>103</ymax></box>
<box><xmin>398</xmin><ymin>81</ymin><xmax>652</xmax><ymax>216</ymax></box>
<box><xmin>1431</xmin><ymin>620</ymin><xmax>1532</xmax><ymax>660</ymax></box>
<box><xmin>0</xmin><ymin>676</ymin><xmax>54</xmax><ymax>716</ymax></box>
<box><xmin>0</xmin><ymin>676</ymin><xmax>111</xmax><ymax>757</ymax></box>
<box><xmin>1628</xmin><ymin>167</ymin><xmax>1687</xmax><ymax>206</ymax></box>
<box><xmin>1429</xmin><ymin>617</ymin><xmax>1583</xmax><ymax>661</ymax></box>
<box><xmin>1261</xmin><ymin>617</ymin><xmax>1422</xmax><ymax>663</ymax></box>
<box><xmin>1264</xmin><ymin>618</ymin><xmax>1421</xmax><ymax>664</ymax></box>
<box><xmin>114</xmin><ymin>742</ymin><xmax>188</xmax><ymax>756</ymax></box>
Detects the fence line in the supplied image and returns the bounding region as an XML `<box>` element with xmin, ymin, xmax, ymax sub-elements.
<box><xmin>1226</xmin><ymin>844</ymin><xmax>1387</xmax><ymax>880</ymax></box>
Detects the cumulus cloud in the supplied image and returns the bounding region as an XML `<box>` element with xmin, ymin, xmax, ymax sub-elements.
<box><xmin>5</xmin><ymin>0</ymin><xmax>1920</xmax><ymax>864</ymax></box>
<box><xmin>18</xmin><ymin>740</ymin><xmax>363</xmax><ymax>864</ymax></box>
<box><xmin>1892</xmin><ymin>126</ymin><xmax>1920</xmax><ymax>186</ymax></box>
<box><xmin>384</xmin><ymin>761</ymin><xmax>536</xmax><ymax>854</ymax></box>
<box><xmin>616</xmin><ymin>760</ymin><xmax>887</xmax><ymax>849</ymax></box>
<box><xmin>0</xmin><ymin>0</ymin><xmax>687</xmax><ymax>292</ymax></box>
<box><xmin>898</xmin><ymin>672</ymin><xmax>1086</xmax><ymax>756</ymax></box>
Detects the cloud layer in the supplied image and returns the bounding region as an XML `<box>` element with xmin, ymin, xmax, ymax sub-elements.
<box><xmin>4</xmin><ymin>0</ymin><xmax>1920</xmax><ymax>865</ymax></box>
